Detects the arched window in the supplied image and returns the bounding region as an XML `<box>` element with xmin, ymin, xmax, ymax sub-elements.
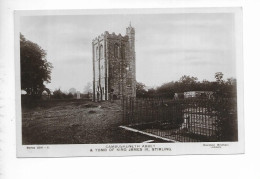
<box><xmin>96</xmin><ymin>46</ymin><xmax>99</xmax><ymax>60</ymax></box>
<box><xmin>99</xmin><ymin>45</ymin><xmax>103</xmax><ymax>59</ymax></box>
<box><xmin>126</xmin><ymin>78</ymin><xmax>132</xmax><ymax>88</ymax></box>
<box><xmin>101</xmin><ymin>65</ymin><xmax>104</xmax><ymax>74</ymax></box>
<box><xmin>114</xmin><ymin>44</ymin><xmax>120</xmax><ymax>58</ymax></box>
<box><xmin>121</xmin><ymin>45</ymin><xmax>125</xmax><ymax>59</ymax></box>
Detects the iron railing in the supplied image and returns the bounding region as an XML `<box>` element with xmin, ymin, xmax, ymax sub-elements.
<box><xmin>122</xmin><ymin>97</ymin><xmax>237</xmax><ymax>142</ymax></box>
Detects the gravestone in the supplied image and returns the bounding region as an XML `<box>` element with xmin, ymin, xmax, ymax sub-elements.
<box><xmin>77</xmin><ymin>91</ymin><xmax>80</xmax><ymax>99</ymax></box>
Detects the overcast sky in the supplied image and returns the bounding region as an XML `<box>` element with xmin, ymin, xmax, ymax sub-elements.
<box><xmin>20</xmin><ymin>13</ymin><xmax>236</xmax><ymax>93</ymax></box>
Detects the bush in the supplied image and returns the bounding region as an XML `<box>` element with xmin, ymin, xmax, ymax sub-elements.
<box><xmin>52</xmin><ymin>89</ymin><xmax>74</xmax><ymax>99</ymax></box>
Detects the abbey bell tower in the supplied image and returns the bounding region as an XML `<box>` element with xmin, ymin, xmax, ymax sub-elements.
<box><xmin>92</xmin><ymin>24</ymin><xmax>136</xmax><ymax>101</ymax></box>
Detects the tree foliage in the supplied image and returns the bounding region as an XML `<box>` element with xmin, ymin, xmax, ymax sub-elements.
<box><xmin>68</xmin><ymin>88</ymin><xmax>77</xmax><ymax>95</ymax></box>
<box><xmin>136</xmin><ymin>82</ymin><xmax>147</xmax><ymax>98</ymax></box>
<box><xmin>136</xmin><ymin>73</ymin><xmax>237</xmax><ymax>99</ymax></box>
<box><xmin>20</xmin><ymin>34</ymin><xmax>53</xmax><ymax>96</ymax></box>
<box><xmin>83</xmin><ymin>82</ymin><xmax>92</xmax><ymax>94</ymax></box>
<box><xmin>215</xmin><ymin>72</ymin><xmax>224</xmax><ymax>84</ymax></box>
<box><xmin>179</xmin><ymin>75</ymin><xmax>198</xmax><ymax>84</ymax></box>
<box><xmin>52</xmin><ymin>89</ymin><xmax>74</xmax><ymax>99</ymax></box>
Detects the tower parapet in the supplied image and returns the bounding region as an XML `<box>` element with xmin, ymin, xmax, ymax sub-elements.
<box><xmin>126</xmin><ymin>23</ymin><xmax>135</xmax><ymax>53</ymax></box>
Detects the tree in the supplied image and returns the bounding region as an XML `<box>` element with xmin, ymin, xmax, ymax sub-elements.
<box><xmin>147</xmin><ymin>88</ymin><xmax>156</xmax><ymax>97</ymax></box>
<box><xmin>176</xmin><ymin>75</ymin><xmax>199</xmax><ymax>92</ymax></box>
<box><xmin>156</xmin><ymin>81</ymin><xmax>176</xmax><ymax>98</ymax></box>
<box><xmin>179</xmin><ymin>75</ymin><xmax>198</xmax><ymax>84</ymax></box>
<box><xmin>215</xmin><ymin>72</ymin><xmax>224</xmax><ymax>84</ymax></box>
<box><xmin>68</xmin><ymin>88</ymin><xmax>77</xmax><ymax>95</ymax></box>
<box><xmin>136</xmin><ymin>82</ymin><xmax>148</xmax><ymax>98</ymax></box>
<box><xmin>226</xmin><ymin>77</ymin><xmax>236</xmax><ymax>85</ymax></box>
<box><xmin>20</xmin><ymin>34</ymin><xmax>53</xmax><ymax>96</ymax></box>
<box><xmin>52</xmin><ymin>89</ymin><xmax>64</xmax><ymax>99</ymax></box>
<box><xmin>83</xmin><ymin>82</ymin><xmax>92</xmax><ymax>94</ymax></box>
<box><xmin>213</xmin><ymin>72</ymin><xmax>237</xmax><ymax>98</ymax></box>
<box><xmin>67</xmin><ymin>92</ymin><xmax>74</xmax><ymax>99</ymax></box>
<box><xmin>52</xmin><ymin>89</ymin><xmax>74</xmax><ymax>99</ymax></box>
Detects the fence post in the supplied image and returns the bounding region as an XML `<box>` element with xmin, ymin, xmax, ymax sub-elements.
<box><xmin>122</xmin><ymin>96</ymin><xmax>125</xmax><ymax>125</ymax></box>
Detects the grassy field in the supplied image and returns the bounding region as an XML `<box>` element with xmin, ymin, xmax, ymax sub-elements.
<box><xmin>22</xmin><ymin>99</ymin><xmax>166</xmax><ymax>144</ymax></box>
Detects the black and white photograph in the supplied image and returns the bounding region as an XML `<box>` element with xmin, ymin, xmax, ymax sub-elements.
<box><xmin>14</xmin><ymin>8</ymin><xmax>244</xmax><ymax>157</ymax></box>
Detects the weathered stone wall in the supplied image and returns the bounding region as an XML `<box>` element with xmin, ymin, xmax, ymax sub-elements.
<box><xmin>92</xmin><ymin>25</ymin><xmax>136</xmax><ymax>101</ymax></box>
<box><xmin>93</xmin><ymin>35</ymin><xmax>106</xmax><ymax>101</ymax></box>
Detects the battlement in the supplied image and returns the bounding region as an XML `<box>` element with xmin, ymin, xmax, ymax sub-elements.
<box><xmin>92</xmin><ymin>33</ymin><xmax>105</xmax><ymax>43</ymax></box>
<box><xmin>107</xmin><ymin>32</ymin><xmax>128</xmax><ymax>40</ymax></box>
<box><xmin>126</xmin><ymin>22</ymin><xmax>135</xmax><ymax>34</ymax></box>
<box><xmin>92</xmin><ymin>31</ymin><xmax>129</xmax><ymax>43</ymax></box>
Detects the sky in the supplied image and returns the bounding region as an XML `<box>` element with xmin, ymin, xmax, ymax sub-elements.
<box><xmin>20</xmin><ymin>13</ymin><xmax>236</xmax><ymax>93</ymax></box>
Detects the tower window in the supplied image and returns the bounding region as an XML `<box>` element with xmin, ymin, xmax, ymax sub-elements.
<box><xmin>101</xmin><ymin>65</ymin><xmax>104</xmax><ymax>74</ymax></box>
<box><xmin>100</xmin><ymin>45</ymin><xmax>103</xmax><ymax>59</ymax></box>
<box><xmin>96</xmin><ymin>46</ymin><xmax>99</xmax><ymax>60</ymax></box>
<box><xmin>121</xmin><ymin>45</ymin><xmax>125</xmax><ymax>59</ymax></box>
<box><xmin>126</xmin><ymin>78</ymin><xmax>132</xmax><ymax>87</ymax></box>
<box><xmin>114</xmin><ymin>44</ymin><xmax>120</xmax><ymax>58</ymax></box>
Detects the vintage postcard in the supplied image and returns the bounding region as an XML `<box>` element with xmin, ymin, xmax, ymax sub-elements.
<box><xmin>15</xmin><ymin>8</ymin><xmax>244</xmax><ymax>157</ymax></box>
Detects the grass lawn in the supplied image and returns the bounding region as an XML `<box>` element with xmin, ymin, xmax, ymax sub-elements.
<box><xmin>22</xmin><ymin>99</ymin><xmax>167</xmax><ymax>144</ymax></box>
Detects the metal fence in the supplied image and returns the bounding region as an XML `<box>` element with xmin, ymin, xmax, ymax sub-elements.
<box><xmin>122</xmin><ymin>97</ymin><xmax>237</xmax><ymax>142</ymax></box>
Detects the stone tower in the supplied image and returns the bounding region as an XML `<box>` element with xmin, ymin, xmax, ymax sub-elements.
<box><xmin>92</xmin><ymin>24</ymin><xmax>136</xmax><ymax>101</ymax></box>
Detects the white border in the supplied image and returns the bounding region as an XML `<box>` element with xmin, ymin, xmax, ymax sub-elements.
<box><xmin>14</xmin><ymin>7</ymin><xmax>244</xmax><ymax>157</ymax></box>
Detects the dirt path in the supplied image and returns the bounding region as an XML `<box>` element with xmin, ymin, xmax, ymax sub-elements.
<box><xmin>22</xmin><ymin>99</ymin><xmax>165</xmax><ymax>144</ymax></box>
